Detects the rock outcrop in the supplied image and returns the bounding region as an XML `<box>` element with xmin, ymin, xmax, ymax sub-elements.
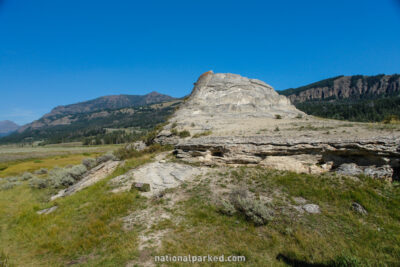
<box><xmin>156</xmin><ymin>72</ymin><xmax>400</xmax><ymax>181</ymax></box>
<box><xmin>280</xmin><ymin>74</ymin><xmax>400</xmax><ymax>103</ymax></box>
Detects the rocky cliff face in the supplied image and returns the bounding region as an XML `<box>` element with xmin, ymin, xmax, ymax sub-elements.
<box><xmin>280</xmin><ymin>74</ymin><xmax>400</xmax><ymax>103</ymax></box>
<box><xmin>156</xmin><ymin>72</ymin><xmax>400</xmax><ymax>182</ymax></box>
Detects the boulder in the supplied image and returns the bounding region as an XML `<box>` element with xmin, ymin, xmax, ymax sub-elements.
<box><xmin>351</xmin><ymin>202</ymin><xmax>368</xmax><ymax>215</ymax></box>
<box><xmin>336</xmin><ymin>163</ymin><xmax>363</xmax><ymax>176</ymax></box>
<box><xmin>364</xmin><ymin>165</ymin><xmax>393</xmax><ymax>181</ymax></box>
<box><xmin>302</xmin><ymin>204</ymin><xmax>320</xmax><ymax>214</ymax></box>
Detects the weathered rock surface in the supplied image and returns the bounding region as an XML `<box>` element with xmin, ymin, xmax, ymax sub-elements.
<box><xmin>109</xmin><ymin>155</ymin><xmax>209</xmax><ymax>197</ymax></box>
<box><xmin>303</xmin><ymin>204</ymin><xmax>320</xmax><ymax>214</ymax></box>
<box><xmin>37</xmin><ymin>206</ymin><xmax>58</xmax><ymax>215</ymax></box>
<box><xmin>351</xmin><ymin>202</ymin><xmax>368</xmax><ymax>215</ymax></box>
<box><xmin>51</xmin><ymin>160</ymin><xmax>120</xmax><ymax>201</ymax></box>
<box><xmin>280</xmin><ymin>74</ymin><xmax>400</xmax><ymax>103</ymax></box>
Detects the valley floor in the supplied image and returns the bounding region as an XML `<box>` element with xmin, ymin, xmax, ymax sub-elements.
<box><xmin>0</xmin><ymin>147</ymin><xmax>399</xmax><ymax>266</ymax></box>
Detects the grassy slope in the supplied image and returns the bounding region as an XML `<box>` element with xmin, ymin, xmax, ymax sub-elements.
<box><xmin>157</xmin><ymin>168</ymin><xmax>400</xmax><ymax>266</ymax></box>
<box><xmin>0</xmin><ymin>153</ymin><xmax>399</xmax><ymax>266</ymax></box>
<box><xmin>0</xmin><ymin>154</ymin><xmax>153</xmax><ymax>266</ymax></box>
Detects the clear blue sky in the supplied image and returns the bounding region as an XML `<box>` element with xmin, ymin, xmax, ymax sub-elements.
<box><xmin>1</xmin><ymin>0</ymin><xmax>399</xmax><ymax>125</ymax></box>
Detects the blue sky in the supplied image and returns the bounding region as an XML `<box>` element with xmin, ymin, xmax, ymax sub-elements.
<box><xmin>1</xmin><ymin>0</ymin><xmax>399</xmax><ymax>125</ymax></box>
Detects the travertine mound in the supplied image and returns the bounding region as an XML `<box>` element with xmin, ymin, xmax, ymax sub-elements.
<box><xmin>180</xmin><ymin>71</ymin><xmax>301</xmax><ymax>116</ymax></box>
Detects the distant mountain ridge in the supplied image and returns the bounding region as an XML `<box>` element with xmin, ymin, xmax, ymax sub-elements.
<box><xmin>44</xmin><ymin>91</ymin><xmax>174</xmax><ymax>117</ymax></box>
<box><xmin>18</xmin><ymin>92</ymin><xmax>175</xmax><ymax>133</ymax></box>
<box><xmin>0</xmin><ymin>120</ymin><xmax>20</xmax><ymax>136</ymax></box>
<box><xmin>279</xmin><ymin>74</ymin><xmax>400</xmax><ymax>122</ymax></box>
<box><xmin>0</xmin><ymin>92</ymin><xmax>179</xmax><ymax>144</ymax></box>
<box><xmin>280</xmin><ymin>74</ymin><xmax>400</xmax><ymax>103</ymax></box>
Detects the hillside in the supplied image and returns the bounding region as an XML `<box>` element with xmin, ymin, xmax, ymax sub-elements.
<box><xmin>279</xmin><ymin>74</ymin><xmax>400</xmax><ymax>122</ymax></box>
<box><xmin>1</xmin><ymin>92</ymin><xmax>180</xmax><ymax>144</ymax></box>
<box><xmin>0</xmin><ymin>121</ymin><xmax>20</xmax><ymax>137</ymax></box>
<box><xmin>18</xmin><ymin>92</ymin><xmax>175</xmax><ymax>133</ymax></box>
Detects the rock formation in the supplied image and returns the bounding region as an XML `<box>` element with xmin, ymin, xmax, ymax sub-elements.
<box><xmin>156</xmin><ymin>72</ymin><xmax>400</xmax><ymax>181</ymax></box>
<box><xmin>280</xmin><ymin>74</ymin><xmax>400</xmax><ymax>103</ymax></box>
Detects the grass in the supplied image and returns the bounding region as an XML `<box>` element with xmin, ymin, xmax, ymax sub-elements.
<box><xmin>157</xmin><ymin>168</ymin><xmax>400</xmax><ymax>266</ymax></box>
<box><xmin>0</xmin><ymin>153</ymin><xmax>155</xmax><ymax>266</ymax></box>
<box><xmin>192</xmin><ymin>130</ymin><xmax>212</xmax><ymax>138</ymax></box>
<box><xmin>1</xmin><ymin>148</ymin><xmax>399</xmax><ymax>266</ymax></box>
<box><xmin>0</xmin><ymin>144</ymin><xmax>119</xmax><ymax>163</ymax></box>
<box><xmin>0</xmin><ymin>153</ymin><xmax>102</xmax><ymax>178</ymax></box>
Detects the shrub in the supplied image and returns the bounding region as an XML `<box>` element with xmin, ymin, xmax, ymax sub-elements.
<box><xmin>218</xmin><ymin>188</ymin><xmax>274</xmax><ymax>226</ymax></box>
<box><xmin>48</xmin><ymin>168</ymin><xmax>75</xmax><ymax>188</ymax></box>
<box><xmin>6</xmin><ymin>176</ymin><xmax>19</xmax><ymax>182</ymax></box>
<box><xmin>67</xmin><ymin>164</ymin><xmax>87</xmax><ymax>179</ymax></box>
<box><xmin>235</xmin><ymin>197</ymin><xmax>274</xmax><ymax>226</ymax></box>
<box><xmin>274</xmin><ymin>127</ymin><xmax>280</xmax><ymax>132</ymax></box>
<box><xmin>29</xmin><ymin>177</ymin><xmax>49</xmax><ymax>189</ymax></box>
<box><xmin>178</xmin><ymin>130</ymin><xmax>191</xmax><ymax>138</ymax></box>
<box><xmin>82</xmin><ymin>158</ymin><xmax>97</xmax><ymax>169</ymax></box>
<box><xmin>383</xmin><ymin>115</ymin><xmax>400</xmax><ymax>124</ymax></box>
<box><xmin>295</xmin><ymin>114</ymin><xmax>303</xmax><ymax>119</ymax></box>
<box><xmin>21</xmin><ymin>172</ymin><xmax>34</xmax><ymax>180</ymax></box>
<box><xmin>1</xmin><ymin>181</ymin><xmax>20</xmax><ymax>190</ymax></box>
<box><xmin>171</xmin><ymin>122</ymin><xmax>178</xmax><ymax>128</ymax></box>
<box><xmin>34</xmin><ymin>168</ymin><xmax>48</xmax><ymax>175</ymax></box>
<box><xmin>218</xmin><ymin>199</ymin><xmax>236</xmax><ymax>216</ymax></box>
<box><xmin>96</xmin><ymin>153</ymin><xmax>117</xmax><ymax>165</ymax></box>
<box><xmin>275</xmin><ymin>114</ymin><xmax>282</xmax><ymax>119</ymax></box>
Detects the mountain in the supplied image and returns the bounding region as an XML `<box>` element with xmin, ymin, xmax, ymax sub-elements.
<box><xmin>1</xmin><ymin>92</ymin><xmax>180</xmax><ymax>144</ymax></box>
<box><xmin>279</xmin><ymin>74</ymin><xmax>400</xmax><ymax>122</ymax></box>
<box><xmin>43</xmin><ymin>92</ymin><xmax>174</xmax><ymax>118</ymax></box>
<box><xmin>0</xmin><ymin>120</ymin><xmax>20</xmax><ymax>137</ymax></box>
<box><xmin>18</xmin><ymin>92</ymin><xmax>175</xmax><ymax>133</ymax></box>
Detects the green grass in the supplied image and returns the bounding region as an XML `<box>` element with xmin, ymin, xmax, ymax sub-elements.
<box><xmin>158</xmin><ymin>168</ymin><xmax>400</xmax><ymax>266</ymax></box>
<box><xmin>0</xmin><ymin>154</ymin><xmax>154</xmax><ymax>266</ymax></box>
<box><xmin>0</xmin><ymin>153</ymin><xmax>102</xmax><ymax>178</ymax></box>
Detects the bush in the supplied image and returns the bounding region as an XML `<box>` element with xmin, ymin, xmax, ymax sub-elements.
<box><xmin>34</xmin><ymin>168</ymin><xmax>48</xmax><ymax>175</ymax></box>
<box><xmin>219</xmin><ymin>189</ymin><xmax>274</xmax><ymax>226</ymax></box>
<box><xmin>21</xmin><ymin>172</ymin><xmax>34</xmax><ymax>180</ymax></box>
<box><xmin>295</xmin><ymin>114</ymin><xmax>303</xmax><ymax>119</ymax></box>
<box><xmin>29</xmin><ymin>177</ymin><xmax>49</xmax><ymax>189</ymax></box>
<box><xmin>96</xmin><ymin>153</ymin><xmax>117</xmax><ymax>165</ymax></box>
<box><xmin>178</xmin><ymin>130</ymin><xmax>191</xmax><ymax>138</ymax></box>
<box><xmin>275</xmin><ymin>114</ymin><xmax>282</xmax><ymax>119</ymax></box>
<box><xmin>48</xmin><ymin>168</ymin><xmax>75</xmax><ymax>188</ymax></box>
<box><xmin>82</xmin><ymin>158</ymin><xmax>97</xmax><ymax>169</ymax></box>
<box><xmin>6</xmin><ymin>176</ymin><xmax>19</xmax><ymax>182</ymax></box>
<box><xmin>1</xmin><ymin>181</ymin><xmax>20</xmax><ymax>190</ymax></box>
<box><xmin>218</xmin><ymin>199</ymin><xmax>236</xmax><ymax>216</ymax></box>
<box><xmin>67</xmin><ymin>164</ymin><xmax>87</xmax><ymax>179</ymax></box>
<box><xmin>235</xmin><ymin>197</ymin><xmax>274</xmax><ymax>226</ymax></box>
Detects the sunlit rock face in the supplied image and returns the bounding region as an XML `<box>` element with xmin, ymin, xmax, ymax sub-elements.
<box><xmin>178</xmin><ymin>71</ymin><xmax>302</xmax><ymax>117</ymax></box>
